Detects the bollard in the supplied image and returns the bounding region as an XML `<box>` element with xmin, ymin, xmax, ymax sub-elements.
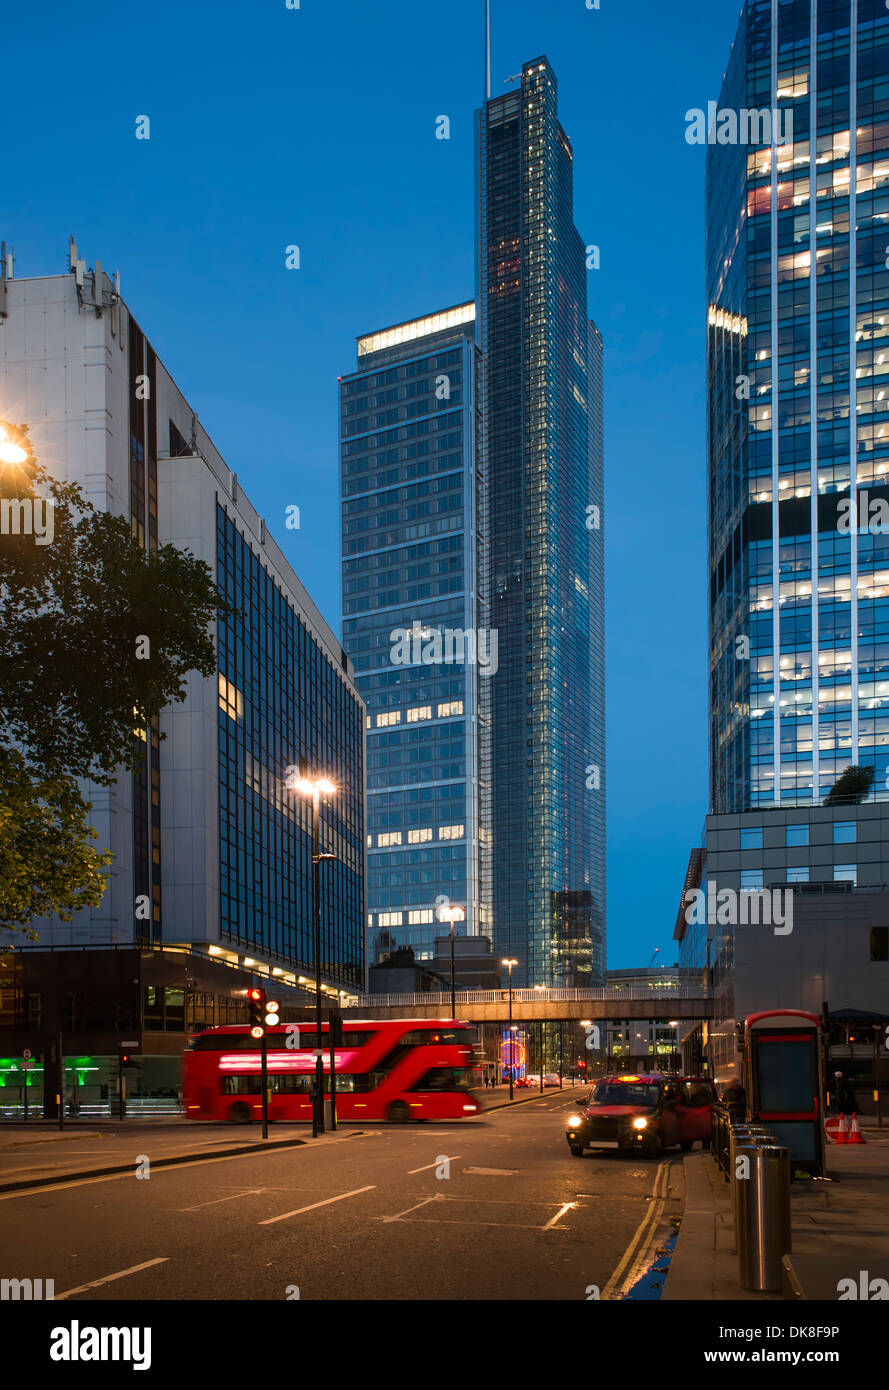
<box><xmin>730</xmin><ymin>1132</ymin><xmax>773</xmax><ymax>1247</ymax></box>
<box><xmin>736</xmin><ymin>1144</ymin><xmax>792</xmax><ymax>1292</ymax></box>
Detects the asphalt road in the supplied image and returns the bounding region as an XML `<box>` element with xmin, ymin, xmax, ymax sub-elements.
<box><xmin>0</xmin><ymin>1090</ymin><xmax>683</xmax><ymax>1301</ymax></box>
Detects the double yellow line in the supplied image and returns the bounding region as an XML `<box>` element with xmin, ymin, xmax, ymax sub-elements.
<box><xmin>601</xmin><ymin>1159</ymin><xmax>672</xmax><ymax>1300</ymax></box>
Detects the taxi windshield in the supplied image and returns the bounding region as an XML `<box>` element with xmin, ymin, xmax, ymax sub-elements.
<box><xmin>590</xmin><ymin>1081</ymin><xmax>660</xmax><ymax>1108</ymax></box>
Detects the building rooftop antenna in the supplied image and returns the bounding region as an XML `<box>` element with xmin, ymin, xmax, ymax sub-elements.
<box><xmin>485</xmin><ymin>0</ymin><xmax>492</xmax><ymax>101</ymax></box>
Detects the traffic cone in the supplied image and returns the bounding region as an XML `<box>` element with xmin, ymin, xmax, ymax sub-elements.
<box><xmin>848</xmin><ymin>1113</ymin><xmax>866</xmax><ymax>1144</ymax></box>
<box><xmin>835</xmin><ymin>1113</ymin><xmax>849</xmax><ymax>1144</ymax></box>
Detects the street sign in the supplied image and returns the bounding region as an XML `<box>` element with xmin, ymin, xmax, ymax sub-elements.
<box><xmin>825</xmin><ymin>1116</ymin><xmax>844</xmax><ymax>1144</ymax></box>
<box><xmin>121</xmin><ymin>1041</ymin><xmax>140</xmax><ymax>1047</ymax></box>
<box><xmin>22</xmin><ymin>1048</ymin><xmax>31</xmax><ymax>1060</ymax></box>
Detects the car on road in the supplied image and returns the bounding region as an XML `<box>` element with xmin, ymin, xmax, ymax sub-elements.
<box><xmin>543</xmin><ymin>1073</ymin><xmax>561</xmax><ymax>1087</ymax></box>
<box><xmin>564</xmin><ymin>1073</ymin><xmax>717</xmax><ymax>1158</ymax></box>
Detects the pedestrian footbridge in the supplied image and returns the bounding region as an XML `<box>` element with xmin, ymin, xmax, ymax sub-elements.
<box><xmin>344</xmin><ymin>987</ymin><xmax>712</xmax><ymax>1024</ymax></box>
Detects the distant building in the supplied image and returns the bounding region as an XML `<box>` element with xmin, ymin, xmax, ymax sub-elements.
<box><xmin>432</xmin><ymin>935</ymin><xmax>501</xmax><ymax>990</ymax></box>
<box><xmin>603</xmin><ymin>967</ymin><xmax>692</xmax><ymax>1071</ymax></box>
<box><xmin>339</xmin><ymin>304</ymin><xmax>492</xmax><ymax>967</ymax></box>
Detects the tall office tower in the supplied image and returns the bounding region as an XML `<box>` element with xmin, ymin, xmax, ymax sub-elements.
<box><xmin>340</xmin><ymin>305</ymin><xmax>492</xmax><ymax>966</ymax></box>
<box><xmin>690</xmin><ymin>0</ymin><xmax>889</xmax><ymax>1080</ymax></box>
<box><xmin>477</xmin><ymin>56</ymin><xmax>605</xmax><ymax>987</ymax></box>
<box><xmin>708</xmin><ymin>0</ymin><xmax>889</xmax><ymax>814</ymax></box>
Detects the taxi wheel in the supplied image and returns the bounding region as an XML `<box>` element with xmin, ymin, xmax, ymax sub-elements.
<box><xmin>642</xmin><ymin>1133</ymin><xmax>662</xmax><ymax>1159</ymax></box>
<box><xmin>701</xmin><ymin>1137</ymin><xmax>712</xmax><ymax>1151</ymax></box>
<box><xmin>388</xmin><ymin>1101</ymin><xmax>410</xmax><ymax>1123</ymax></box>
<box><xmin>569</xmin><ymin>1143</ymin><xmax>584</xmax><ymax>1157</ymax></box>
<box><xmin>680</xmin><ymin>1141</ymin><xmax>693</xmax><ymax>1152</ymax></box>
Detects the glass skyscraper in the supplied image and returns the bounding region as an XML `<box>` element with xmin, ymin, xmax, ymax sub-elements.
<box><xmin>340</xmin><ymin>305</ymin><xmax>492</xmax><ymax>964</ymax></box>
<box><xmin>477</xmin><ymin>56</ymin><xmax>606</xmax><ymax>987</ymax></box>
<box><xmin>708</xmin><ymin>0</ymin><xmax>889</xmax><ymax>813</ymax></box>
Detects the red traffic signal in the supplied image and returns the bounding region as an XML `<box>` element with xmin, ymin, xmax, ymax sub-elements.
<box><xmin>246</xmin><ymin>987</ymin><xmax>265</xmax><ymax>1034</ymax></box>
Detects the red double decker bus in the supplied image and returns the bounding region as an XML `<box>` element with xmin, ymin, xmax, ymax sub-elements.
<box><xmin>184</xmin><ymin>1018</ymin><xmax>480</xmax><ymax>1124</ymax></box>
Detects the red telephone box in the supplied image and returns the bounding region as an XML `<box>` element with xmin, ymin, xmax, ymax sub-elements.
<box><xmin>743</xmin><ymin>1010</ymin><xmax>825</xmax><ymax>1175</ymax></box>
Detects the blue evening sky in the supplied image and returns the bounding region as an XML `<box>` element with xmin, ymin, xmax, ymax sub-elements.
<box><xmin>5</xmin><ymin>0</ymin><xmax>744</xmax><ymax>970</ymax></box>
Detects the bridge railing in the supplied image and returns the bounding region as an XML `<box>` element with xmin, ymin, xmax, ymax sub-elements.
<box><xmin>351</xmin><ymin>986</ymin><xmax>709</xmax><ymax>1009</ymax></box>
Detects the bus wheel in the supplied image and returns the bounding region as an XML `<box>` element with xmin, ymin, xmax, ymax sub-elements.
<box><xmin>229</xmin><ymin>1102</ymin><xmax>252</xmax><ymax>1124</ymax></box>
<box><xmin>388</xmin><ymin>1101</ymin><xmax>410</xmax><ymax>1123</ymax></box>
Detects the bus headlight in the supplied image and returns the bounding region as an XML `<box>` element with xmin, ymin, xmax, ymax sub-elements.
<box><xmin>632</xmin><ymin>1116</ymin><xmax>648</xmax><ymax>1130</ymax></box>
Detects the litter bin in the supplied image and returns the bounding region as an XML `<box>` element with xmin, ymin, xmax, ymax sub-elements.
<box><xmin>735</xmin><ymin>1144</ymin><xmax>791</xmax><ymax>1292</ymax></box>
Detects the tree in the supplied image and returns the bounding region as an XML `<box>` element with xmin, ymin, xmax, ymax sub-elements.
<box><xmin>823</xmin><ymin>765</ymin><xmax>874</xmax><ymax>806</ymax></box>
<box><xmin>0</xmin><ymin>425</ymin><xmax>232</xmax><ymax>933</ymax></box>
<box><xmin>0</xmin><ymin>749</ymin><xmax>112</xmax><ymax>938</ymax></box>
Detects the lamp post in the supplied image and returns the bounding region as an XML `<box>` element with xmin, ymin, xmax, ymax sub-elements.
<box><xmin>291</xmin><ymin>774</ymin><xmax>337</xmax><ymax>1137</ymax></box>
<box><xmin>439</xmin><ymin>905</ymin><xmax>465</xmax><ymax>1018</ymax></box>
<box><xmin>580</xmin><ymin>1019</ymin><xmax>592</xmax><ymax>1086</ymax></box>
<box><xmin>502</xmin><ymin>958</ymin><xmax>518</xmax><ymax>1100</ymax></box>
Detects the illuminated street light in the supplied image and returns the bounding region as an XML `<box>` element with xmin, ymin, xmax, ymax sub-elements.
<box><xmin>0</xmin><ymin>422</ymin><xmax>28</xmax><ymax>465</ymax></box>
<box><xmin>439</xmin><ymin>904</ymin><xmax>465</xmax><ymax>1018</ymax></box>
<box><xmin>291</xmin><ymin>774</ymin><xmax>338</xmax><ymax>1136</ymax></box>
<box><xmin>501</xmin><ymin>958</ymin><xmax>519</xmax><ymax>1101</ymax></box>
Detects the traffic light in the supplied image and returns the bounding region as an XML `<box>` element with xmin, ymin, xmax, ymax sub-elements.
<box><xmin>265</xmin><ymin>999</ymin><xmax>280</xmax><ymax>1029</ymax></box>
<box><xmin>121</xmin><ymin>1052</ymin><xmax>132</xmax><ymax>1068</ymax></box>
<box><xmin>246</xmin><ymin>987</ymin><xmax>265</xmax><ymax>1038</ymax></box>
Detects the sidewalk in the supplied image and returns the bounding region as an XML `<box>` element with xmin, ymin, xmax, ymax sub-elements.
<box><xmin>664</xmin><ymin>1129</ymin><xmax>889</xmax><ymax>1301</ymax></box>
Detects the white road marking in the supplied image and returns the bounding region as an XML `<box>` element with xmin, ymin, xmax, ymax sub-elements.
<box><xmin>542</xmin><ymin>1200</ymin><xmax>577</xmax><ymax>1230</ymax></box>
<box><xmin>55</xmin><ymin>1257</ymin><xmax>169</xmax><ymax>1300</ymax></box>
<box><xmin>0</xmin><ymin>1132</ymin><xmax>377</xmax><ymax>1202</ymax></box>
<box><xmin>259</xmin><ymin>1185</ymin><xmax>375</xmax><ymax>1225</ymax></box>
<box><xmin>381</xmin><ymin>1194</ymin><xmax>443</xmax><ymax>1223</ymax></box>
<box><xmin>178</xmin><ymin>1188</ymin><xmax>265</xmax><ymax>1211</ymax></box>
<box><xmin>407</xmin><ymin>1156</ymin><xmax>460</xmax><ymax>1174</ymax></box>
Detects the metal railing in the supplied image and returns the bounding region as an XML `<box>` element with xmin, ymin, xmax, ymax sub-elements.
<box><xmin>353</xmin><ymin>986</ymin><xmax>709</xmax><ymax>1008</ymax></box>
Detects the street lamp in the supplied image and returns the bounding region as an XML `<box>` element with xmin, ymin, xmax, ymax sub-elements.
<box><xmin>502</xmin><ymin>958</ymin><xmax>518</xmax><ymax>1101</ymax></box>
<box><xmin>0</xmin><ymin>422</ymin><xmax>28</xmax><ymax>466</ymax></box>
<box><xmin>438</xmin><ymin>905</ymin><xmax>465</xmax><ymax>1018</ymax></box>
<box><xmin>291</xmin><ymin>773</ymin><xmax>337</xmax><ymax>1137</ymax></box>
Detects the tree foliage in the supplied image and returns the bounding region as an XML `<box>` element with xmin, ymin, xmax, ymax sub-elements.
<box><xmin>823</xmin><ymin>764</ymin><xmax>874</xmax><ymax>806</ymax></box>
<box><xmin>0</xmin><ymin>426</ymin><xmax>232</xmax><ymax>933</ymax></box>
<box><xmin>0</xmin><ymin>749</ymin><xmax>112</xmax><ymax>937</ymax></box>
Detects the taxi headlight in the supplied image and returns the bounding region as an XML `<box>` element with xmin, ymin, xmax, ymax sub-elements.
<box><xmin>632</xmin><ymin>1116</ymin><xmax>649</xmax><ymax>1130</ymax></box>
<box><xmin>567</xmin><ymin>1115</ymin><xmax>583</xmax><ymax>1127</ymax></box>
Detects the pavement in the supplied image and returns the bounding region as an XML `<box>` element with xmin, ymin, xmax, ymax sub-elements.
<box><xmin>0</xmin><ymin>1086</ymin><xmax>676</xmax><ymax>1301</ymax></box>
<box><xmin>664</xmin><ymin>1125</ymin><xmax>889</xmax><ymax>1301</ymax></box>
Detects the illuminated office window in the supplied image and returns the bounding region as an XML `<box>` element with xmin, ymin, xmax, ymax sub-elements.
<box><xmin>218</xmin><ymin>674</ymin><xmax>243</xmax><ymax>722</ymax></box>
